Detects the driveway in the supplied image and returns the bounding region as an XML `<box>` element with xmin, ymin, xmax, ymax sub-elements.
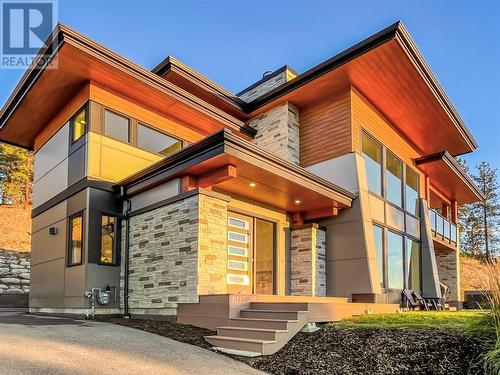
<box><xmin>0</xmin><ymin>309</ymin><xmax>264</xmax><ymax>375</ymax></box>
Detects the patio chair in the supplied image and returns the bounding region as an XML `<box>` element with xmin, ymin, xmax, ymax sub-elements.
<box><xmin>411</xmin><ymin>290</ymin><xmax>432</xmax><ymax>311</ymax></box>
<box><xmin>402</xmin><ymin>289</ymin><xmax>418</xmax><ymax>310</ymax></box>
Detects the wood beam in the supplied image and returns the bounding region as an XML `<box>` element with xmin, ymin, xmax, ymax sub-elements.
<box><xmin>181</xmin><ymin>175</ymin><xmax>197</xmax><ymax>192</ymax></box>
<box><xmin>451</xmin><ymin>200</ymin><xmax>458</xmax><ymax>224</ymax></box>
<box><xmin>291</xmin><ymin>212</ymin><xmax>304</xmax><ymax>226</ymax></box>
<box><xmin>303</xmin><ymin>207</ymin><xmax>339</xmax><ymax>221</ymax></box>
<box><xmin>197</xmin><ymin>165</ymin><xmax>237</xmax><ymax>188</ymax></box>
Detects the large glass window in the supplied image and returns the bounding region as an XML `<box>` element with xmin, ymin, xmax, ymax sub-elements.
<box><xmin>362</xmin><ymin>132</ymin><xmax>382</xmax><ymax>195</ymax></box>
<box><xmin>405</xmin><ymin>167</ymin><xmax>419</xmax><ymax>216</ymax></box>
<box><xmin>386</xmin><ymin>152</ymin><xmax>403</xmax><ymax>207</ymax></box>
<box><xmin>406</xmin><ymin>239</ymin><xmax>421</xmax><ymax>291</ymax></box>
<box><xmin>69</xmin><ymin>213</ymin><xmax>83</xmax><ymax>266</ymax></box>
<box><xmin>372</xmin><ymin>225</ymin><xmax>384</xmax><ymax>288</ymax></box>
<box><xmin>387</xmin><ymin>231</ymin><xmax>404</xmax><ymax>289</ymax></box>
<box><xmin>137</xmin><ymin>123</ymin><xmax>182</xmax><ymax>156</ymax></box>
<box><xmin>72</xmin><ymin>107</ymin><xmax>87</xmax><ymax>143</ymax></box>
<box><xmin>100</xmin><ymin>215</ymin><xmax>116</xmax><ymax>264</ymax></box>
<box><xmin>104</xmin><ymin>110</ymin><xmax>130</xmax><ymax>143</ymax></box>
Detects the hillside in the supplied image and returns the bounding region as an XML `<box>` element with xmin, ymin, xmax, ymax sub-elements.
<box><xmin>0</xmin><ymin>205</ymin><xmax>31</xmax><ymax>252</ymax></box>
<box><xmin>460</xmin><ymin>255</ymin><xmax>490</xmax><ymax>295</ymax></box>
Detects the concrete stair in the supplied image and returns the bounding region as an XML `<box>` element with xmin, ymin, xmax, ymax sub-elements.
<box><xmin>204</xmin><ymin>303</ymin><xmax>308</xmax><ymax>356</ymax></box>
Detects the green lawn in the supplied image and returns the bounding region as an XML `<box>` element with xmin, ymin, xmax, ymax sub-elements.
<box><xmin>334</xmin><ymin>311</ymin><xmax>489</xmax><ymax>332</ymax></box>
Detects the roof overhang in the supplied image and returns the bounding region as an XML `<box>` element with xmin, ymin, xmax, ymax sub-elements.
<box><xmin>0</xmin><ymin>24</ymin><xmax>247</xmax><ymax>150</ymax></box>
<box><xmin>415</xmin><ymin>151</ymin><xmax>484</xmax><ymax>204</ymax></box>
<box><xmin>243</xmin><ymin>21</ymin><xmax>478</xmax><ymax>156</ymax></box>
<box><xmin>119</xmin><ymin>129</ymin><xmax>355</xmax><ymax>213</ymax></box>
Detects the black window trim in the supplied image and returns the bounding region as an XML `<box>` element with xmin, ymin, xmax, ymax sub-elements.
<box><xmin>97</xmin><ymin>212</ymin><xmax>120</xmax><ymax>267</ymax></box>
<box><xmin>136</xmin><ymin>121</ymin><xmax>184</xmax><ymax>156</ymax></box>
<box><xmin>70</xmin><ymin>104</ymin><xmax>89</xmax><ymax>145</ymax></box>
<box><xmin>67</xmin><ymin>210</ymin><xmax>84</xmax><ymax>267</ymax></box>
<box><xmin>103</xmin><ymin>108</ymin><xmax>131</xmax><ymax>144</ymax></box>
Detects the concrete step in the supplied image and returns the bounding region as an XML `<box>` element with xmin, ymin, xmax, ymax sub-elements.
<box><xmin>250</xmin><ymin>302</ymin><xmax>309</xmax><ymax>311</ymax></box>
<box><xmin>217</xmin><ymin>326</ymin><xmax>288</xmax><ymax>341</ymax></box>
<box><xmin>204</xmin><ymin>335</ymin><xmax>275</xmax><ymax>354</ymax></box>
<box><xmin>229</xmin><ymin>317</ymin><xmax>294</xmax><ymax>330</ymax></box>
<box><xmin>240</xmin><ymin>309</ymin><xmax>306</xmax><ymax>320</ymax></box>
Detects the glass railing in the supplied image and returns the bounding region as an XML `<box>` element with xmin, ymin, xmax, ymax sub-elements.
<box><xmin>429</xmin><ymin>208</ymin><xmax>458</xmax><ymax>247</ymax></box>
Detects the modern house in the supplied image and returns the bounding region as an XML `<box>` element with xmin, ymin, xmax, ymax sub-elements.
<box><xmin>0</xmin><ymin>21</ymin><xmax>484</xmax><ymax>354</ymax></box>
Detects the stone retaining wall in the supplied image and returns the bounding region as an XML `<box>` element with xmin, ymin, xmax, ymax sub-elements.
<box><xmin>0</xmin><ymin>249</ymin><xmax>30</xmax><ymax>295</ymax></box>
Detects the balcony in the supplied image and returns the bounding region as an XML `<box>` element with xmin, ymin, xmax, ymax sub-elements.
<box><xmin>429</xmin><ymin>209</ymin><xmax>458</xmax><ymax>250</ymax></box>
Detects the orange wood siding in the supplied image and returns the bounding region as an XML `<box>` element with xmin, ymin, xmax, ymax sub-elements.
<box><xmin>299</xmin><ymin>88</ymin><xmax>351</xmax><ymax>167</ymax></box>
<box><xmin>34</xmin><ymin>83</ymin><xmax>90</xmax><ymax>151</ymax></box>
<box><xmin>351</xmin><ymin>87</ymin><xmax>425</xmax><ymax>197</ymax></box>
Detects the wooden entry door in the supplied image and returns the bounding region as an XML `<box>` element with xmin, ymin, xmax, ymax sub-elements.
<box><xmin>227</xmin><ymin>213</ymin><xmax>253</xmax><ymax>294</ymax></box>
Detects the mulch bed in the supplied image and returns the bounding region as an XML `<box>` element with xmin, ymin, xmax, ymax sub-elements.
<box><xmin>98</xmin><ymin>318</ymin><xmax>484</xmax><ymax>375</ymax></box>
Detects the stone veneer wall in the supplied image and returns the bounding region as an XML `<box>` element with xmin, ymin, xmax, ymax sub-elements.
<box><xmin>290</xmin><ymin>224</ymin><xmax>326</xmax><ymax>296</ymax></box>
<box><xmin>435</xmin><ymin>249</ymin><xmax>460</xmax><ymax>303</ymax></box>
<box><xmin>238</xmin><ymin>70</ymin><xmax>288</xmax><ymax>103</ymax></box>
<box><xmin>246</xmin><ymin>102</ymin><xmax>300</xmax><ymax>165</ymax></box>
<box><xmin>0</xmin><ymin>249</ymin><xmax>30</xmax><ymax>295</ymax></box>
<box><xmin>197</xmin><ymin>194</ymin><xmax>228</xmax><ymax>295</ymax></box>
<box><xmin>124</xmin><ymin>190</ymin><xmax>229</xmax><ymax>315</ymax></box>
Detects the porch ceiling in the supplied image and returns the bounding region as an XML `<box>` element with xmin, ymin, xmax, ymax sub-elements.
<box><xmin>120</xmin><ymin>129</ymin><xmax>355</xmax><ymax>213</ymax></box>
<box><xmin>415</xmin><ymin>151</ymin><xmax>484</xmax><ymax>204</ymax></box>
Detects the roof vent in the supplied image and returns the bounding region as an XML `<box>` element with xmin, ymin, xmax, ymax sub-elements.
<box><xmin>262</xmin><ymin>70</ymin><xmax>274</xmax><ymax>79</ymax></box>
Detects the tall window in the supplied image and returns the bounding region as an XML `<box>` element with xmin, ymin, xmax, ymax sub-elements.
<box><xmin>71</xmin><ymin>107</ymin><xmax>87</xmax><ymax>143</ymax></box>
<box><xmin>406</xmin><ymin>239</ymin><xmax>421</xmax><ymax>291</ymax></box>
<box><xmin>362</xmin><ymin>132</ymin><xmax>382</xmax><ymax>195</ymax></box>
<box><xmin>386</xmin><ymin>152</ymin><xmax>403</xmax><ymax>207</ymax></box>
<box><xmin>104</xmin><ymin>110</ymin><xmax>130</xmax><ymax>143</ymax></box>
<box><xmin>69</xmin><ymin>213</ymin><xmax>83</xmax><ymax>266</ymax></box>
<box><xmin>387</xmin><ymin>231</ymin><xmax>404</xmax><ymax>289</ymax></box>
<box><xmin>405</xmin><ymin>168</ymin><xmax>419</xmax><ymax>216</ymax></box>
<box><xmin>137</xmin><ymin>123</ymin><xmax>182</xmax><ymax>156</ymax></box>
<box><xmin>100</xmin><ymin>215</ymin><xmax>116</xmax><ymax>264</ymax></box>
<box><xmin>372</xmin><ymin>225</ymin><xmax>384</xmax><ymax>288</ymax></box>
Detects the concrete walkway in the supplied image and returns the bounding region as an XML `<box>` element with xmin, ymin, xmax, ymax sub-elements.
<box><xmin>0</xmin><ymin>309</ymin><xmax>264</xmax><ymax>375</ymax></box>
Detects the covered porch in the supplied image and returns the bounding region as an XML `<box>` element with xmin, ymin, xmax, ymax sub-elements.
<box><xmin>118</xmin><ymin>129</ymin><xmax>357</xmax><ymax>318</ymax></box>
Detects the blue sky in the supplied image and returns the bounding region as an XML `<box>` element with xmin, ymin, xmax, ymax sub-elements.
<box><xmin>1</xmin><ymin>0</ymin><xmax>499</xmax><ymax>172</ymax></box>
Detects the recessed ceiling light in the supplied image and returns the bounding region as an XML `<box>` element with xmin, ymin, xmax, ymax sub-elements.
<box><xmin>249</xmin><ymin>182</ymin><xmax>256</xmax><ymax>187</ymax></box>
<box><xmin>294</xmin><ymin>199</ymin><xmax>302</xmax><ymax>205</ymax></box>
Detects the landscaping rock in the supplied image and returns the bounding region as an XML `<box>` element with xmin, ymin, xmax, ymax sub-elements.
<box><xmin>0</xmin><ymin>250</ymin><xmax>30</xmax><ymax>296</ymax></box>
<box><xmin>1</xmin><ymin>278</ymin><xmax>20</xmax><ymax>284</ymax></box>
<box><xmin>5</xmin><ymin>288</ymin><xmax>24</xmax><ymax>294</ymax></box>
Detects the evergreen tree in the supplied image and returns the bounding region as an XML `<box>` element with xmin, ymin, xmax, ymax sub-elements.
<box><xmin>0</xmin><ymin>143</ymin><xmax>33</xmax><ymax>208</ymax></box>
<box><xmin>458</xmin><ymin>159</ymin><xmax>485</xmax><ymax>255</ymax></box>
<box><xmin>473</xmin><ymin>161</ymin><xmax>500</xmax><ymax>260</ymax></box>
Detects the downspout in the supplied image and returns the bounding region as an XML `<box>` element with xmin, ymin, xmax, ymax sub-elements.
<box><xmin>120</xmin><ymin>186</ymin><xmax>132</xmax><ymax>318</ymax></box>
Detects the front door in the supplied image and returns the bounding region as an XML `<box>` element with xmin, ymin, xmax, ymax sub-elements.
<box><xmin>227</xmin><ymin>213</ymin><xmax>276</xmax><ymax>295</ymax></box>
<box><xmin>227</xmin><ymin>213</ymin><xmax>253</xmax><ymax>294</ymax></box>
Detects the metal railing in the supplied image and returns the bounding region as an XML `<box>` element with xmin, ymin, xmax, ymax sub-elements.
<box><xmin>429</xmin><ymin>209</ymin><xmax>458</xmax><ymax>247</ymax></box>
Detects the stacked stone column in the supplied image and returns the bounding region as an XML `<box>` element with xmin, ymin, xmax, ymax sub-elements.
<box><xmin>290</xmin><ymin>224</ymin><xmax>326</xmax><ymax>296</ymax></box>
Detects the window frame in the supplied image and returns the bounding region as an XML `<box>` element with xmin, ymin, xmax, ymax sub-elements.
<box><xmin>70</xmin><ymin>104</ymin><xmax>88</xmax><ymax>145</ymax></box>
<box><xmin>362</xmin><ymin>130</ymin><xmax>421</xmax><ymax>218</ymax></box>
<box><xmin>136</xmin><ymin>122</ymin><xmax>183</xmax><ymax>156</ymax></box>
<box><xmin>361</xmin><ymin>131</ymin><xmax>384</xmax><ymax>196</ymax></box>
<box><xmin>98</xmin><ymin>213</ymin><xmax>119</xmax><ymax>266</ymax></box>
<box><xmin>385</xmin><ymin>150</ymin><xmax>404</xmax><ymax>208</ymax></box>
<box><xmin>67</xmin><ymin>211</ymin><xmax>84</xmax><ymax>267</ymax></box>
<box><xmin>103</xmin><ymin>108</ymin><xmax>131</xmax><ymax>144</ymax></box>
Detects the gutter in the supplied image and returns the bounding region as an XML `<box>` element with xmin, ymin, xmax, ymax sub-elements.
<box><xmin>120</xmin><ymin>186</ymin><xmax>132</xmax><ymax>318</ymax></box>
